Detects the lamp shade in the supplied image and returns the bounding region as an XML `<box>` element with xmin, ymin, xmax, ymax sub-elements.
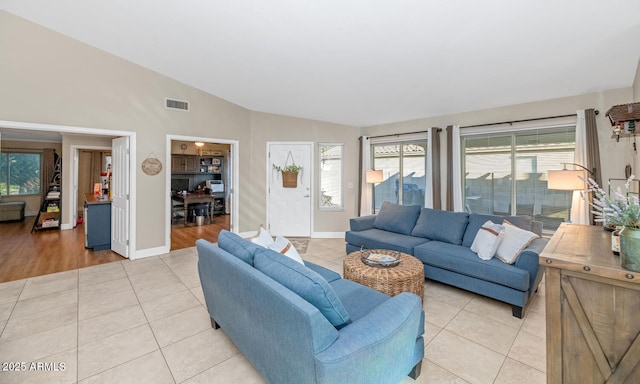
<box><xmin>547</xmin><ymin>169</ymin><xmax>586</xmax><ymax>190</ymax></box>
<box><xmin>366</xmin><ymin>170</ymin><xmax>383</xmax><ymax>184</ymax></box>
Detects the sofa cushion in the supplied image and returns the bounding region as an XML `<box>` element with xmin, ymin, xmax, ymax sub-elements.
<box><xmin>254</xmin><ymin>248</ymin><xmax>351</xmax><ymax>328</ymax></box>
<box><xmin>345</xmin><ymin>228</ymin><xmax>430</xmax><ymax>255</ymax></box>
<box><xmin>304</xmin><ymin>261</ymin><xmax>341</xmax><ymax>283</ymax></box>
<box><xmin>373</xmin><ymin>201</ymin><xmax>421</xmax><ymax>236</ymax></box>
<box><xmin>462</xmin><ymin>214</ymin><xmax>533</xmax><ymax>248</ymax></box>
<box><xmin>411</xmin><ymin>208</ymin><xmax>469</xmax><ymax>245</ymax></box>
<box><xmin>413</xmin><ymin>241</ymin><xmax>530</xmax><ymax>291</ymax></box>
<box><xmin>495</xmin><ymin>221</ymin><xmax>539</xmax><ymax>264</ymax></box>
<box><xmin>217</xmin><ymin>230</ymin><xmax>264</xmax><ymax>265</ymax></box>
<box><xmin>329</xmin><ymin>278</ymin><xmax>389</xmax><ymax>322</ymax></box>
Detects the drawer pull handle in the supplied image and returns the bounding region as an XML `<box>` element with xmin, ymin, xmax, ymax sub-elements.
<box><xmin>626</xmin><ymin>274</ymin><xmax>634</xmax><ymax>279</ymax></box>
<box><xmin>583</xmin><ymin>266</ymin><xmax>591</xmax><ymax>271</ymax></box>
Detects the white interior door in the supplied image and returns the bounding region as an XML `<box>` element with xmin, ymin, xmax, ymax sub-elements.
<box><xmin>268</xmin><ymin>142</ymin><xmax>312</xmax><ymax>237</ymax></box>
<box><xmin>111</xmin><ymin>136</ymin><xmax>130</xmax><ymax>257</ymax></box>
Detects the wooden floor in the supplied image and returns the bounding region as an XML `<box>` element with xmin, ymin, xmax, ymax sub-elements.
<box><xmin>170</xmin><ymin>214</ymin><xmax>230</xmax><ymax>250</ymax></box>
<box><xmin>0</xmin><ymin>214</ymin><xmax>230</xmax><ymax>283</ymax></box>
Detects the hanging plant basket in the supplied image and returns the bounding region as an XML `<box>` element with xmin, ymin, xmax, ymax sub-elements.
<box><xmin>281</xmin><ymin>171</ymin><xmax>299</xmax><ymax>188</ymax></box>
<box><xmin>273</xmin><ymin>151</ymin><xmax>302</xmax><ymax>189</ymax></box>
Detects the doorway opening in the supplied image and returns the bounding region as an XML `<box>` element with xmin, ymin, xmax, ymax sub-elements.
<box><xmin>166</xmin><ymin>135</ymin><xmax>238</xmax><ymax>250</ymax></box>
<box><xmin>0</xmin><ymin>120</ymin><xmax>136</xmax><ymax>281</ymax></box>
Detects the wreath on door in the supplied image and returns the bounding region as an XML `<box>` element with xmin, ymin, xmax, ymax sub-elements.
<box><xmin>272</xmin><ymin>151</ymin><xmax>303</xmax><ymax>188</ymax></box>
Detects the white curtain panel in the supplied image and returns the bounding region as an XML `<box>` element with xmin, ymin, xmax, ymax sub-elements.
<box><xmin>359</xmin><ymin>136</ymin><xmax>373</xmax><ymax>216</ymax></box>
<box><xmin>571</xmin><ymin>110</ymin><xmax>590</xmax><ymax>224</ymax></box>
<box><xmin>452</xmin><ymin>125</ymin><xmax>464</xmax><ymax>212</ymax></box>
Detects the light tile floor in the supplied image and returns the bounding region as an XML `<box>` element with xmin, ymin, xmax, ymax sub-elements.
<box><xmin>0</xmin><ymin>238</ymin><xmax>546</xmax><ymax>384</ymax></box>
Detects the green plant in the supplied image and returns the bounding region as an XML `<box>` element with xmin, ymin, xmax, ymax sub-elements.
<box><xmin>273</xmin><ymin>163</ymin><xmax>302</xmax><ymax>173</ymax></box>
<box><xmin>585</xmin><ymin>176</ymin><xmax>640</xmax><ymax>229</ymax></box>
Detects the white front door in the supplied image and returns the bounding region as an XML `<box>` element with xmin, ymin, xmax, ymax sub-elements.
<box><xmin>268</xmin><ymin>142</ymin><xmax>312</xmax><ymax>237</ymax></box>
<box><xmin>111</xmin><ymin>136</ymin><xmax>130</xmax><ymax>257</ymax></box>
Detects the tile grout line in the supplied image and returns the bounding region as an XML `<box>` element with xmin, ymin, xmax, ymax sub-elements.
<box><xmin>76</xmin><ymin>267</ymin><xmax>80</xmax><ymax>384</ymax></box>
<box><xmin>0</xmin><ymin>279</ymin><xmax>27</xmax><ymax>346</ymax></box>
<box><xmin>120</xmin><ymin>259</ymin><xmax>177</xmax><ymax>383</ymax></box>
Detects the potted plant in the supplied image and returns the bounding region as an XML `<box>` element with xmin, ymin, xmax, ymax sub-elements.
<box><xmin>273</xmin><ymin>163</ymin><xmax>303</xmax><ymax>188</ymax></box>
<box><xmin>586</xmin><ymin>176</ymin><xmax>640</xmax><ymax>272</ymax></box>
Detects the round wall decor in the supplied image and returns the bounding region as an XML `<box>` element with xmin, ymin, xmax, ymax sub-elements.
<box><xmin>141</xmin><ymin>157</ymin><xmax>162</xmax><ymax>175</ymax></box>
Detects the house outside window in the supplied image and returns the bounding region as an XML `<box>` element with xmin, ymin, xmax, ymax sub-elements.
<box><xmin>0</xmin><ymin>152</ymin><xmax>41</xmax><ymax>196</ymax></box>
<box><xmin>462</xmin><ymin>126</ymin><xmax>576</xmax><ymax>232</ymax></box>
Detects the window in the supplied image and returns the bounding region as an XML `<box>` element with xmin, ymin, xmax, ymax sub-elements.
<box><xmin>0</xmin><ymin>152</ymin><xmax>41</xmax><ymax>196</ymax></box>
<box><xmin>462</xmin><ymin>126</ymin><xmax>576</xmax><ymax>231</ymax></box>
<box><xmin>319</xmin><ymin>143</ymin><xmax>343</xmax><ymax>210</ymax></box>
<box><xmin>372</xmin><ymin>139</ymin><xmax>427</xmax><ymax>210</ymax></box>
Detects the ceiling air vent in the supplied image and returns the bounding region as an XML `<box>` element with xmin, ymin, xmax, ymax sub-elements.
<box><xmin>165</xmin><ymin>98</ymin><xmax>189</xmax><ymax>111</ymax></box>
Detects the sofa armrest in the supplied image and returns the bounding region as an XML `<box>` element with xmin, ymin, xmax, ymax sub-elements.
<box><xmin>514</xmin><ymin>237</ymin><xmax>549</xmax><ymax>291</ymax></box>
<box><xmin>315</xmin><ymin>292</ymin><xmax>423</xmax><ymax>383</ymax></box>
<box><xmin>530</xmin><ymin>220</ymin><xmax>543</xmax><ymax>236</ymax></box>
<box><xmin>349</xmin><ymin>215</ymin><xmax>376</xmax><ymax>231</ymax></box>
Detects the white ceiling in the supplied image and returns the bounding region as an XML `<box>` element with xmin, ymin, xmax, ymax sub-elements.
<box><xmin>2</xmin><ymin>0</ymin><xmax>640</xmax><ymax>127</ymax></box>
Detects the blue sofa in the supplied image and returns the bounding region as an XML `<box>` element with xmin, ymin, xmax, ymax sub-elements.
<box><xmin>196</xmin><ymin>230</ymin><xmax>424</xmax><ymax>384</ymax></box>
<box><xmin>345</xmin><ymin>202</ymin><xmax>549</xmax><ymax>318</ymax></box>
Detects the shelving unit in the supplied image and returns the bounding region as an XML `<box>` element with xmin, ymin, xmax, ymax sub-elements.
<box><xmin>32</xmin><ymin>156</ymin><xmax>62</xmax><ymax>232</ymax></box>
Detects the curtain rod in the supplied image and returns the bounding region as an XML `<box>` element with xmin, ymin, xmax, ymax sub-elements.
<box><xmin>459</xmin><ymin>110</ymin><xmax>598</xmax><ymax>129</ymax></box>
<box><xmin>0</xmin><ymin>147</ymin><xmax>54</xmax><ymax>151</ymax></box>
<box><xmin>367</xmin><ymin>128</ymin><xmax>441</xmax><ymax>140</ymax></box>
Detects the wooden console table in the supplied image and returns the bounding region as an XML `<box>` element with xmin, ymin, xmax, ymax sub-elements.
<box><xmin>540</xmin><ymin>223</ymin><xmax>640</xmax><ymax>383</ymax></box>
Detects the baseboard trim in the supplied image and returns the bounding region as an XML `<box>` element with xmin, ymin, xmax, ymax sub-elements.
<box><xmin>311</xmin><ymin>232</ymin><xmax>345</xmax><ymax>239</ymax></box>
<box><xmin>132</xmin><ymin>245</ymin><xmax>170</xmax><ymax>260</ymax></box>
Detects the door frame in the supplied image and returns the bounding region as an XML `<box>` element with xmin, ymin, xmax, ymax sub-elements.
<box><xmin>165</xmin><ymin>135</ymin><xmax>239</xmax><ymax>246</ymax></box>
<box><xmin>0</xmin><ymin>119</ymin><xmax>136</xmax><ymax>259</ymax></box>
<box><xmin>266</xmin><ymin>141</ymin><xmax>313</xmax><ymax>237</ymax></box>
<box><xmin>71</xmin><ymin>145</ymin><xmax>112</xmax><ymax>228</ymax></box>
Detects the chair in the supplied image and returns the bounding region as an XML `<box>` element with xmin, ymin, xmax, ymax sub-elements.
<box><xmin>171</xmin><ymin>194</ymin><xmax>185</xmax><ymax>224</ymax></box>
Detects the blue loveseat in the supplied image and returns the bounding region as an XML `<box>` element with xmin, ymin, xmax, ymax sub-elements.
<box><xmin>345</xmin><ymin>202</ymin><xmax>549</xmax><ymax>318</ymax></box>
<box><xmin>196</xmin><ymin>230</ymin><xmax>424</xmax><ymax>384</ymax></box>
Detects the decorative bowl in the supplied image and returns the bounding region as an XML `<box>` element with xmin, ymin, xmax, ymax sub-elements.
<box><xmin>360</xmin><ymin>250</ymin><xmax>400</xmax><ymax>268</ymax></box>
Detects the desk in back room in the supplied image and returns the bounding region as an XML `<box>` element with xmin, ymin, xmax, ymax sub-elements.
<box><xmin>172</xmin><ymin>193</ymin><xmax>214</xmax><ymax>226</ymax></box>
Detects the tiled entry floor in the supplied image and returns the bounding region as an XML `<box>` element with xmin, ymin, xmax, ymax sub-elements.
<box><xmin>0</xmin><ymin>238</ymin><xmax>546</xmax><ymax>384</ymax></box>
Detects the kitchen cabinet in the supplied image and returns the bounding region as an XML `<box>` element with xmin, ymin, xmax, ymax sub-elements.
<box><xmin>171</xmin><ymin>155</ymin><xmax>198</xmax><ymax>174</ymax></box>
<box><xmin>540</xmin><ymin>223</ymin><xmax>640</xmax><ymax>383</ymax></box>
<box><xmin>84</xmin><ymin>193</ymin><xmax>111</xmax><ymax>251</ymax></box>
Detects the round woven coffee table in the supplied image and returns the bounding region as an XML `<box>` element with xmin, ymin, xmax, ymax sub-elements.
<box><xmin>343</xmin><ymin>249</ymin><xmax>424</xmax><ymax>301</ymax></box>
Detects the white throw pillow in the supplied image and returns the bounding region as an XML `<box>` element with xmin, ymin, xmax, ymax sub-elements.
<box><xmin>470</xmin><ymin>220</ymin><xmax>505</xmax><ymax>260</ymax></box>
<box><xmin>495</xmin><ymin>220</ymin><xmax>540</xmax><ymax>264</ymax></box>
<box><xmin>251</xmin><ymin>226</ymin><xmax>275</xmax><ymax>247</ymax></box>
<box><xmin>268</xmin><ymin>235</ymin><xmax>304</xmax><ymax>264</ymax></box>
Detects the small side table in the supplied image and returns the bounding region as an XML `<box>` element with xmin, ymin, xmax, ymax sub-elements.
<box><xmin>344</xmin><ymin>250</ymin><xmax>424</xmax><ymax>301</ymax></box>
